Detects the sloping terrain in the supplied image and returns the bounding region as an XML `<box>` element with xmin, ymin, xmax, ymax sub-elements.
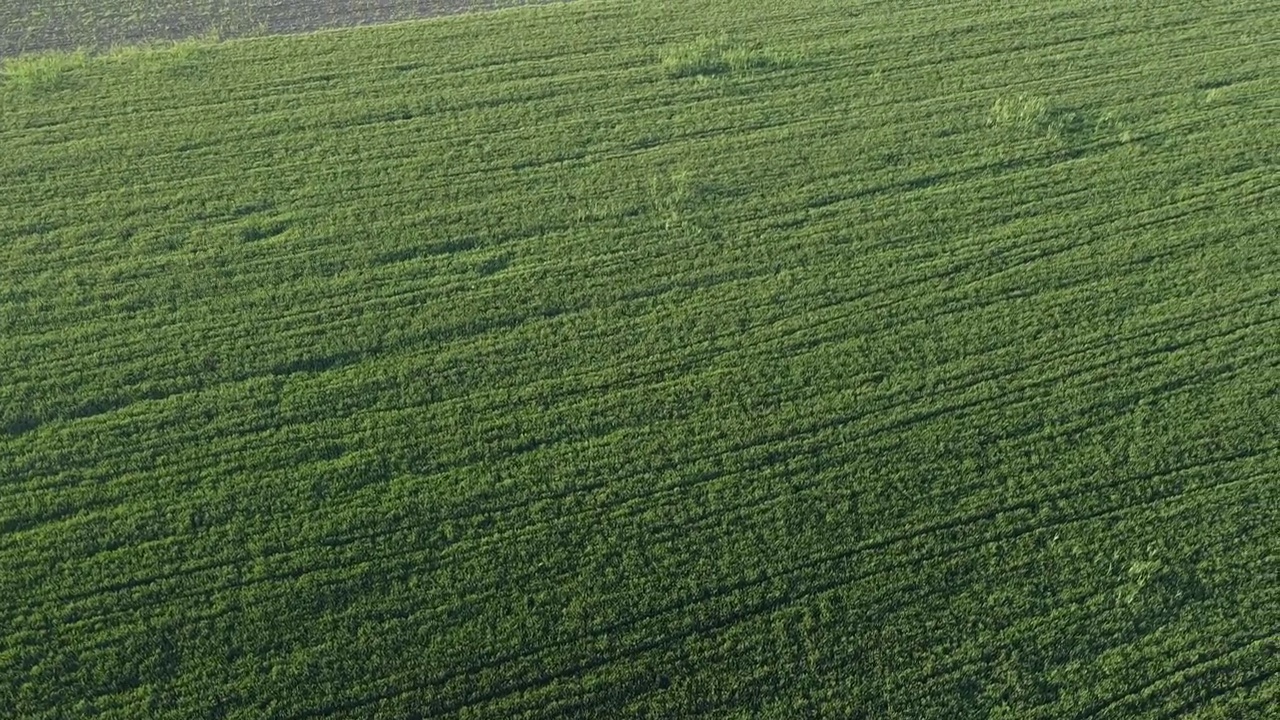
<box><xmin>1</xmin><ymin>0</ymin><xmax>1277</xmax><ymax>717</ymax></box>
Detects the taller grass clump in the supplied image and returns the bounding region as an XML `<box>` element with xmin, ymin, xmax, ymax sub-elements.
<box><xmin>0</xmin><ymin>49</ymin><xmax>87</xmax><ymax>91</ymax></box>
<box><xmin>987</xmin><ymin>93</ymin><xmax>1098</xmax><ymax>143</ymax></box>
<box><xmin>660</xmin><ymin>35</ymin><xmax>794</xmax><ymax>78</ymax></box>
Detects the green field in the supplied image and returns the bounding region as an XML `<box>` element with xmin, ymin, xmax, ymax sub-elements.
<box><xmin>2</xmin><ymin>0</ymin><xmax>1278</xmax><ymax>717</ymax></box>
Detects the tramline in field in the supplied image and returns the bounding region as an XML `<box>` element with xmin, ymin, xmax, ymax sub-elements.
<box><xmin>1</xmin><ymin>0</ymin><xmax>1276</xmax><ymax>717</ymax></box>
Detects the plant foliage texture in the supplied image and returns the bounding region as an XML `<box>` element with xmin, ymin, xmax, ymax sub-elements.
<box><xmin>1</xmin><ymin>0</ymin><xmax>1277</xmax><ymax>717</ymax></box>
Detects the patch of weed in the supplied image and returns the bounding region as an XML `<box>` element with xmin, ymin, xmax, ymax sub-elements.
<box><xmin>0</xmin><ymin>49</ymin><xmax>88</xmax><ymax>92</ymax></box>
<box><xmin>660</xmin><ymin>35</ymin><xmax>795</xmax><ymax>79</ymax></box>
<box><xmin>986</xmin><ymin>94</ymin><xmax>1121</xmax><ymax>145</ymax></box>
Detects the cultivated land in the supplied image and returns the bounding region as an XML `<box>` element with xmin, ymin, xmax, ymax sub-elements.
<box><xmin>2</xmin><ymin>0</ymin><xmax>1278</xmax><ymax>717</ymax></box>
<box><xmin>0</xmin><ymin>0</ymin><xmax>564</xmax><ymax>57</ymax></box>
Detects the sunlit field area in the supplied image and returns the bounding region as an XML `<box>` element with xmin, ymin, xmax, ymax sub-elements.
<box><xmin>1</xmin><ymin>0</ymin><xmax>1277</xmax><ymax>717</ymax></box>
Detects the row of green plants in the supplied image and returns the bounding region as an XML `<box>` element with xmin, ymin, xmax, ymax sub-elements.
<box><xmin>2</xmin><ymin>0</ymin><xmax>1276</xmax><ymax>717</ymax></box>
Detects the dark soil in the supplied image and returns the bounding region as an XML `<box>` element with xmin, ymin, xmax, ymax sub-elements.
<box><xmin>0</xmin><ymin>0</ymin><xmax>569</xmax><ymax>58</ymax></box>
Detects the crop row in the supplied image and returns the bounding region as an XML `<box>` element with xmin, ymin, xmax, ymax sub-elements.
<box><xmin>1</xmin><ymin>0</ymin><xmax>1277</xmax><ymax>717</ymax></box>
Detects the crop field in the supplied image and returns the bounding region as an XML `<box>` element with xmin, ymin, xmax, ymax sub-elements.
<box><xmin>1</xmin><ymin>0</ymin><xmax>1278</xmax><ymax>717</ymax></box>
<box><xmin>0</xmin><ymin>0</ymin><xmax>564</xmax><ymax>58</ymax></box>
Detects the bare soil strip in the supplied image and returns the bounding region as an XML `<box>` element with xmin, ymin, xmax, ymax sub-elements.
<box><xmin>0</xmin><ymin>0</ymin><xmax>569</xmax><ymax>58</ymax></box>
